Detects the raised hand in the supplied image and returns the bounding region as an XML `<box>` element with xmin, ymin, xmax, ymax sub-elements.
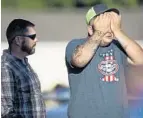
<box><xmin>93</xmin><ymin>12</ymin><xmax>111</xmax><ymax>34</ymax></box>
<box><xmin>110</xmin><ymin>12</ymin><xmax>121</xmax><ymax>36</ymax></box>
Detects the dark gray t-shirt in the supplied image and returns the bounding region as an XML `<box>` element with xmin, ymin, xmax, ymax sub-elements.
<box><xmin>65</xmin><ymin>38</ymin><xmax>129</xmax><ymax>118</ymax></box>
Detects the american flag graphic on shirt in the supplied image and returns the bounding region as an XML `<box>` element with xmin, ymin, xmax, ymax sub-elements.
<box><xmin>98</xmin><ymin>49</ymin><xmax>119</xmax><ymax>82</ymax></box>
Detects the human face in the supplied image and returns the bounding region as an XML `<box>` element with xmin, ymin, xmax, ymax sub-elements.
<box><xmin>20</xmin><ymin>26</ymin><xmax>38</xmax><ymax>55</ymax></box>
<box><xmin>89</xmin><ymin>12</ymin><xmax>114</xmax><ymax>47</ymax></box>
<box><xmin>100</xmin><ymin>31</ymin><xmax>114</xmax><ymax>47</ymax></box>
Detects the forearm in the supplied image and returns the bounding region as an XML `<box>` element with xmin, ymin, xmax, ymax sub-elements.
<box><xmin>115</xmin><ymin>30</ymin><xmax>143</xmax><ymax>65</ymax></box>
<box><xmin>71</xmin><ymin>31</ymin><xmax>104</xmax><ymax>67</ymax></box>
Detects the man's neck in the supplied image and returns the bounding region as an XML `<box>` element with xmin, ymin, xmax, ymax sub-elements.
<box><xmin>10</xmin><ymin>50</ymin><xmax>27</xmax><ymax>60</ymax></box>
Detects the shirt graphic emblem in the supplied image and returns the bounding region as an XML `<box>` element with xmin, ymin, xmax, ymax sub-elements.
<box><xmin>98</xmin><ymin>49</ymin><xmax>119</xmax><ymax>82</ymax></box>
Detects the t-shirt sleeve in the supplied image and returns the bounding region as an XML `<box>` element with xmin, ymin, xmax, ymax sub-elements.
<box><xmin>65</xmin><ymin>39</ymin><xmax>85</xmax><ymax>68</ymax></box>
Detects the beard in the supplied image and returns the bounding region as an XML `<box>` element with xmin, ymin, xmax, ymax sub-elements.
<box><xmin>21</xmin><ymin>40</ymin><xmax>36</xmax><ymax>55</ymax></box>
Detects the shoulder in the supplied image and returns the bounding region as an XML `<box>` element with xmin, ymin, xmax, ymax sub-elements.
<box><xmin>1</xmin><ymin>60</ymin><xmax>11</xmax><ymax>72</ymax></box>
<box><xmin>1</xmin><ymin>53</ymin><xmax>9</xmax><ymax>68</ymax></box>
<box><xmin>1</xmin><ymin>49</ymin><xmax>12</xmax><ymax>63</ymax></box>
<box><xmin>1</xmin><ymin>52</ymin><xmax>15</xmax><ymax>71</ymax></box>
<box><xmin>66</xmin><ymin>38</ymin><xmax>87</xmax><ymax>49</ymax></box>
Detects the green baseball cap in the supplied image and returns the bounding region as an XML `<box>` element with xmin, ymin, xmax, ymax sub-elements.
<box><xmin>86</xmin><ymin>4</ymin><xmax>120</xmax><ymax>25</ymax></box>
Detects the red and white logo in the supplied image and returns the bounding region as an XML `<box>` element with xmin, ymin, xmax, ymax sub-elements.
<box><xmin>98</xmin><ymin>50</ymin><xmax>119</xmax><ymax>82</ymax></box>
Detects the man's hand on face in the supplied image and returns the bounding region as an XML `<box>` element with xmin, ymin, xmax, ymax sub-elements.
<box><xmin>93</xmin><ymin>12</ymin><xmax>111</xmax><ymax>34</ymax></box>
<box><xmin>110</xmin><ymin>12</ymin><xmax>122</xmax><ymax>37</ymax></box>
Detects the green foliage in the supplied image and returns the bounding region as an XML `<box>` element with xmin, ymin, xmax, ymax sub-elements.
<box><xmin>17</xmin><ymin>0</ymin><xmax>45</xmax><ymax>9</ymax></box>
<box><xmin>125</xmin><ymin>0</ymin><xmax>138</xmax><ymax>7</ymax></box>
<box><xmin>2</xmin><ymin>0</ymin><xmax>17</xmax><ymax>8</ymax></box>
<box><xmin>2</xmin><ymin>0</ymin><xmax>46</xmax><ymax>9</ymax></box>
<box><xmin>46</xmin><ymin>0</ymin><xmax>74</xmax><ymax>7</ymax></box>
<box><xmin>82</xmin><ymin>0</ymin><xmax>101</xmax><ymax>5</ymax></box>
<box><xmin>1</xmin><ymin>0</ymin><xmax>141</xmax><ymax>9</ymax></box>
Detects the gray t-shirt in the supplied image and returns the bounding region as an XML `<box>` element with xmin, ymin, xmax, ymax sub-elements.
<box><xmin>65</xmin><ymin>38</ymin><xmax>129</xmax><ymax>118</ymax></box>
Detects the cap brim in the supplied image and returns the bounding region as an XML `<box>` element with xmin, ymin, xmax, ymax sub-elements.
<box><xmin>96</xmin><ymin>8</ymin><xmax>120</xmax><ymax>16</ymax></box>
<box><xmin>105</xmin><ymin>8</ymin><xmax>120</xmax><ymax>14</ymax></box>
<box><xmin>86</xmin><ymin>8</ymin><xmax>120</xmax><ymax>25</ymax></box>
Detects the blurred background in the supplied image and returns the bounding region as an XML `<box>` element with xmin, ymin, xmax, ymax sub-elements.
<box><xmin>1</xmin><ymin>0</ymin><xmax>143</xmax><ymax>118</ymax></box>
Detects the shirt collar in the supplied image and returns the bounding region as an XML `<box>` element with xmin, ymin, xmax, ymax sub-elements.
<box><xmin>3</xmin><ymin>49</ymin><xmax>28</xmax><ymax>65</ymax></box>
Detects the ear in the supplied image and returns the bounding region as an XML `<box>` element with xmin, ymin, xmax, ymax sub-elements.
<box><xmin>87</xmin><ymin>25</ymin><xmax>94</xmax><ymax>36</ymax></box>
<box><xmin>15</xmin><ymin>36</ymin><xmax>22</xmax><ymax>46</ymax></box>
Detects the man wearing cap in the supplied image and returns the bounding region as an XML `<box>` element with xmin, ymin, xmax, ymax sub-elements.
<box><xmin>1</xmin><ymin>19</ymin><xmax>46</xmax><ymax>118</ymax></box>
<box><xmin>65</xmin><ymin>4</ymin><xmax>143</xmax><ymax>118</ymax></box>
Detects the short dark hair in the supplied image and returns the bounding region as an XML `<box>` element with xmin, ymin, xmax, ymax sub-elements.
<box><xmin>6</xmin><ymin>19</ymin><xmax>35</xmax><ymax>45</ymax></box>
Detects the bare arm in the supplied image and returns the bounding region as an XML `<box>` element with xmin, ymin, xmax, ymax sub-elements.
<box><xmin>71</xmin><ymin>13</ymin><xmax>112</xmax><ymax>68</ymax></box>
<box><xmin>110</xmin><ymin>12</ymin><xmax>143</xmax><ymax>65</ymax></box>
<box><xmin>115</xmin><ymin>30</ymin><xmax>143</xmax><ymax>65</ymax></box>
<box><xmin>71</xmin><ymin>30</ymin><xmax>104</xmax><ymax>68</ymax></box>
